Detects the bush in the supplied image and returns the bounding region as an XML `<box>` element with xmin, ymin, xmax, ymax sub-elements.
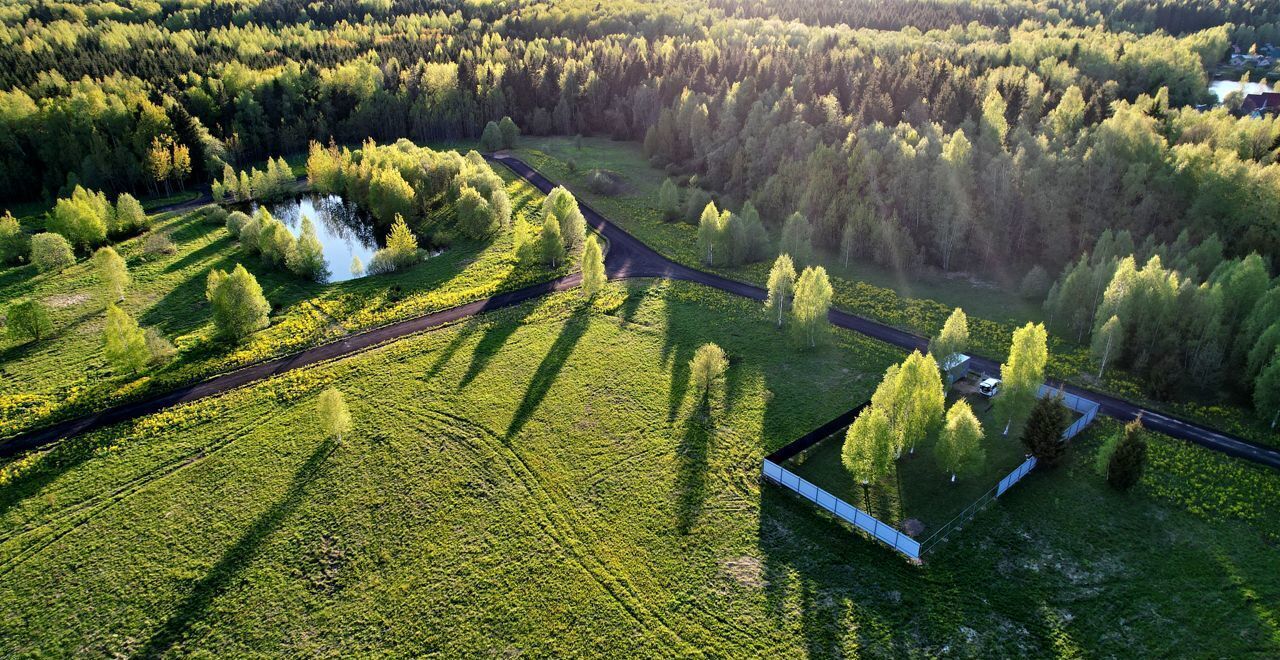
<box><xmin>585</xmin><ymin>169</ymin><xmax>624</xmax><ymax>196</ymax></box>
<box><xmin>225</xmin><ymin>211</ymin><xmax>251</xmax><ymax>237</ymax></box>
<box><xmin>203</xmin><ymin>206</ymin><xmax>229</xmax><ymax>226</ymax></box>
<box><xmin>31</xmin><ymin>232</ymin><xmax>75</xmax><ymax>272</ymax></box>
<box><xmin>455</xmin><ymin>186</ymin><xmax>498</xmax><ymax>239</ymax></box>
<box><xmin>480</xmin><ymin>121</ymin><xmax>504</xmax><ymax>151</ymax></box>
<box><xmin>145</xmin><ymin>327</ymin><xmax>177</xmax><ymax>365</ymax></box>
<box><xmin>0</xmin><ymin>211</ymin><xmax>29</xmax><ymax>264</ymax></box>
<box><xmin>142</xmin><ymin>231</ymin><xmax>177</xmax><ymax>259</ymax></box>
<box><xmin>1020</xmin><ymin>265</ymin><xmax>1051</xmax><ymax>301</ymax></box>
<box><xmin>5</xmin><ymin>298</ymin><xmax>53</xmax><ymax>343</ymax></box>
<box><xmin>206</xmin><ymin>264</ymin><xmax>271</xmax><ymax>341</ymax></box>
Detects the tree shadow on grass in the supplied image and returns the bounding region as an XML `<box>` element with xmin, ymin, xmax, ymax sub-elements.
<box><xmin>456</xmin><ymin>270</ymin><xmax>543</xmax><ymax>389</ymax></box>
<box><xmin>502</xmin><ymin>308</ymin><xmax>590</xmax><ymax>442</ymax></box>
<box><xmin>136</xmin><ymin>438</ymin><xmax>336</xmax><ymax>657</ymax></box>
<box><xmin>161</xmin><ymin>233</ymin><xmax>233</xmax><ymax>275</ymax></box>
<box><xmin>757</xmin><ymin>487</ymin><xmax>916</xmax><ymax>657</ymax></box>
<box><xmin>674</xmin><ymin>394</ymin><xmax>715</xmax><ymax>535</ymax></box>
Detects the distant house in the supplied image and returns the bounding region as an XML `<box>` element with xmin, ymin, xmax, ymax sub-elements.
<box><xmin>1241</xmin><ymin>92</ymin><xmax>1280</xmax><ymax>116</ymax></box>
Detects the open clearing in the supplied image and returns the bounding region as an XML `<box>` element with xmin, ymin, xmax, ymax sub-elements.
<box><xmin>1</xmin><ymin>281</ymin><xmax>1277</xmax><ymax>656</ymax></box>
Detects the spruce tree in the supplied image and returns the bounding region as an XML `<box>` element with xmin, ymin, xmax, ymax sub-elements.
<box><xmin>1020</xmin><ymin>394</ymin><xmax>1068</xmax><ymax>468</ymax></box>
<box><xmin>1105</xmin><ymin>419</ymin><xmax>1148</xmax><ymax>491</ymax></box>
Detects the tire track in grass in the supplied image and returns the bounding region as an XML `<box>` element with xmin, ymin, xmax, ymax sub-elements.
<box><xmin>0</xmin><ymin>408</ymin><xmax>277</xmax><ymax>577</ymax></box>
<box><xmin>419</xmin><ymin>401</ymin><xmax>776</xmax><ymax>651</ymax></box>
<box><xmin>384</xmin><ymin>401</ymin><xmax>706</xmax><ymax>654</ymax></box>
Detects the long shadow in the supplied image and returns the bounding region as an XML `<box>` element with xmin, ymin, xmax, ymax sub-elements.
<box><xmin>162</xmin><ymin>234</ymin><xmax>232</xmax><ymax>275</ymax></box>
<box><xmin>502</xmin><ymin>308</ymin><xmax>590</xmax><ymax>442</ymax></box>
<box><xmin>136</xmin><ymin>438</ymin><xmax>336</xmax><ymax>657</ymax></box>
<box><xmin>674</xmin><ymin>397</ymin><xmax>714</xmax><ymax>535</ymax></box>
<box><xmin>457</xmin><ymin>270</ymin><xmax>542</xmax><ymax>389</ymax></box>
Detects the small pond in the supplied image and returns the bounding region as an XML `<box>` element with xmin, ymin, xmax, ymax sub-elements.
<box><xmin>248</xmin><ymin>193</ymin><xmax>380</xmax><ymax>283</ymax></box>
<box><xmin>1209</xmin><ymin>79</ymin><xmax>1272</xmax><ymax>104</ymax></box>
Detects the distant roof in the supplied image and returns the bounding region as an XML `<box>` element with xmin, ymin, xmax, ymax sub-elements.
<box><xmin>941</xmin><ymin>353</ymin><xmax>970</xmax><ymax>371</ymax></box>
<box><xmin>1241</xmin><ymin>92</ymin><xmax>1280</xmax><ymax>113</ymax></box>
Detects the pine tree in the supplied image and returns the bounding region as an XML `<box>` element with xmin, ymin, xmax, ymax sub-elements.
<box><xmin>581</xmin><ymin>234</ymin><xmax>606</xmax><ymax>298</ymax></box>
<box><xmin>936</xmin><ymin>400</ymin><xmax>985</xmax><ymax>482</ymax></box>
<box><xmin>104</xmin><ymin>304</ymin><xmax>150</xmax><ymax>374</ymax></box>
<box><xmin>1105</xmin><ymin>419</ymin><xmax>1148</xmax><ymax>490</ymax></box>
<box><xmin>318</xmin><ymin>388</ymin><xmax>352</xmax><ymax>443</ymax></box>
<box><xmin>765</xmin><ymin>254</ymin><xmax>796</xmax><ymax>327</ymax></box>
<box><xmin>92</xmin><ymin>246</ymin><xmax>130</xmax><ymax>303</ymax></box>
<box><xmin>1020</xmin><ymin>394</ymin><xmax>1069</xmax><ymax>468</ymax></box>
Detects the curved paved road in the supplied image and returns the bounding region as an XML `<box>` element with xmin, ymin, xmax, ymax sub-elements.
<box><xmin>4</xmin><ymin>155</ymin><xmax>1279</xmax><ymax>472</ymax></box>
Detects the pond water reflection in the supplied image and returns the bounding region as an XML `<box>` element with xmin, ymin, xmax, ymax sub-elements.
<box><xmin>249</xmin><ymin>194</ymin><xmax>380</xmax><ymax>283</ymax></box>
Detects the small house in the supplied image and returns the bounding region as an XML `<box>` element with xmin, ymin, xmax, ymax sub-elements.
<box><xmin>940</xmin><ymin>353</ymin><xmax>971</xmax><ymax>386</ymax></box>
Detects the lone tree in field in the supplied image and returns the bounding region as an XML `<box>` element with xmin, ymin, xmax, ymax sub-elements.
<box><xmin>791</xmin><ymin>266</ymin><xmax>833</xmax><ymax>348</ymax></box>
<box><xmin>93</xmin><ymin>246</ymin><xmax>130</xmax><ymax>303</ymax></box>
<box><xmin>206</xmin><ymin>264</ymin><xmax>271</xmax><ymax>341</ymax></box>
<box><xmin>480</xmin><ymin>120</ymin><xmax>504</xmax><ymax>151</ymax></box>
<box><xmin>689</xmin><ymin>342</ymin><xmax>728</xmax><ymax>402</ymax></box>
<box><xmin>6</xmin><ymin>299</ymin><xmax>52</xmax><ymax>343</ymax></box>
<box><xmin>498</xmin><ymin>116</ymin><xmax>519</xmax><ymax>148</ymax></box>
<box><xmin>842</xmin><ymin>406</ymin><xmax>894</xmax><ymax>499</ymax></box>
<box><xmin>936</xmin><ymin>400</ymin><xmax>985</xmax><ymax>482</ymax></box>
<box><xmin>1104</xmin><ymin>418</ymin><xmax>1148</xmax><ymax>491</ymax></box>
<box><xmin>1091</xmin><ymin>314</ymin><xmax>1123</xmax><ymax>379</ymax></box>
<box><xmin>580</xmin><ymin>234</ymin><xmax>605</xmax><ymax>298</ymax></box>
<box><xmin>658</xmin><ymin>178</ymin><xmax>680</xmax><ymax>221</ymax></box>
<box><xmin>318</xmin><ymin>387</ymin><xmax>352</xmax><ymax>443</ymax></box>
<box><xmin>929</xmin><ymin>307</ymin><xmax>969</xmax><ymax>364</ymax></box>
<box><xmin>104</xmin><ymin>304</ymin><xmax>150</xmax><ymax>374</ymax></box>
<box><xmin>765</xmin><ymin>254</ymin><xmax>796</xmax><ymax>327</ymax></box>
<box><xmin>288</xmin><ymin>215</ymin><xmax>329</xmax><ymax>282</ymax></box>
<box><xmin>1020</xmin><ymin>393</ymin><xmax>1069</xmax><ymax>468</ymax></box>
<box><xmin>31</xmin><ymin>232</ymin><xmax>75</xmax><ymax>272</ymax></box>
<box><xmin>1255</xmin><ymin>353</ymin><xmax>1280</xmax><ymax>428</ymax></box>
<box><xmin>996</xmin><ymin>322</ymin><xmax>1049</xmax><ymax>434</ymax></box>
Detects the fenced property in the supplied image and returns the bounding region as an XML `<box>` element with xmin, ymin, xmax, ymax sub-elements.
<box><xmin>762</xmin><ymin>384</ymin><xmax>1102</xmax><ymax>561</ymax></box>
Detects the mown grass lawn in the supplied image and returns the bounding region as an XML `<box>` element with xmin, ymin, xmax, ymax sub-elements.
<box><xmin>0</xmin><ymin>164</ymin><xmax>573</xmax><ymax>439</ymax></box>
<box><xmin>512</xmin><ymin>136</ymin><xmax>1280</xmax><ymax>448</ymax></box>
<box><xmin>0</xmin><ymin>281</ymin><xmax>1276</xmax><ymax>657</ymax></box>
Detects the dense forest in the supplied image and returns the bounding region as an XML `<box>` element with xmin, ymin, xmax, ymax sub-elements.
<box><xmin>1</xmin><ymin>1</ymin><xmax>1277</xmax><ymax>307</ymax></box>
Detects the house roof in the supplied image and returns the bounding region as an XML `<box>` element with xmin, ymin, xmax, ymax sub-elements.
<box><xmin>1242</xmin><ymin>92</ymin><xmax>1280</xmax><ymax>113</ymax></box>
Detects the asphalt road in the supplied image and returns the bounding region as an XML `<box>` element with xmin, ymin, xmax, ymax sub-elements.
<box><xmin>3</xmin><ymin>155</ymin><xmax>1278</xmax><ymax>472</ymax></box>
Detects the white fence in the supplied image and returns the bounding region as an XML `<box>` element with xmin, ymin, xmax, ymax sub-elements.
<box><xmin>763</xmin><ymin>459</ymin><xmax>921</xmax><ymax>560</ymax></box>
<box><xmin>764</xmin><ymin>386</ymin><xmax>1103</xmax><ymax>561</ymax></box>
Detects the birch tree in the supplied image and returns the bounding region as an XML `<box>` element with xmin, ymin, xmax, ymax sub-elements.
<box><xmin>765</xmin><ymin>254</ymin><xmax>796</xmax><ymax>327</ymax></box>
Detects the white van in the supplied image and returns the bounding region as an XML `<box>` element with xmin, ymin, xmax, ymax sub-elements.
<box><xmin>978</xmin><ymin>377</ymin><xmax>1002</xmax><ymax>397</ymax></box>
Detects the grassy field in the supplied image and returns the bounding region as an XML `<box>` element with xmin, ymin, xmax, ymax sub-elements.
<box><xmin>0</xmin><ymin>165</ymin><xmax>573</xmax><ymax>439</ymax></box>
<box><xmin>511</xmin><ymin>136</ymin><xmax>1280</xmax><ymax>447</ymax></box>
<box><xmin>0</xmin><ymin>281</ymin><xmax>1276</xmax><ymax>656</ymax></box>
